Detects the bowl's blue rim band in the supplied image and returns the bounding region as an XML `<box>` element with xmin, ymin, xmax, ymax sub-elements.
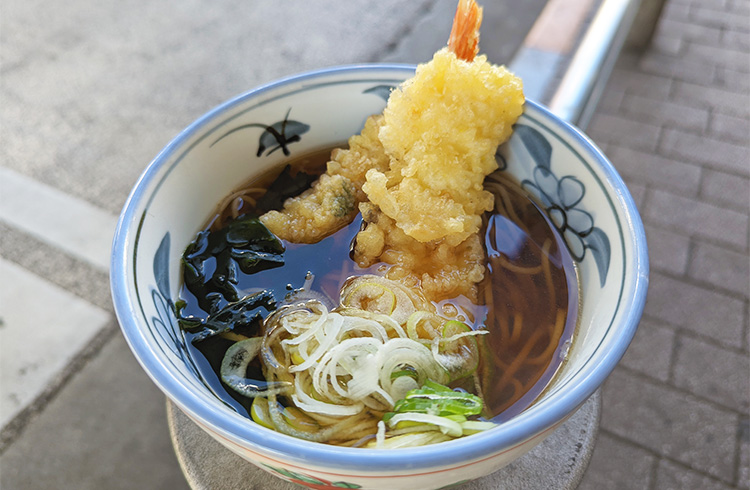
<box><xmin>111</xmin><ymin>63</ymin><xmax>649</xmax><ymax>472</ymax></box>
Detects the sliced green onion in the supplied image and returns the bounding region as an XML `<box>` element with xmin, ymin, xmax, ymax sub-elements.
<box><xmin>461</xmin><ymin>420</ymin><xmax>496</xmax><ymax>435</ymax></box>
<box><xmin>250</xmin><ymin>397</ymin><xmax>274</xmax><ymax>430</ymax></box>
<box><xmin>221</xmin><ymin>338</ymin><xmax>291</xmax><ymax>397</ymax></box>
<box><xmin>343</xmin><ymin>282</ymin><xmax>397</xmax><ymax>316</ymax></box>
<box><xmin>366</xmin><ymin>431</ymin><xmax>452</xmax><ymax>449</ymax></box>
<box><xmin>386</xmin><ymin>413</ymin><xmax>463</xmax><ymax>437</ymax></box>
<box><xmin>433</xmin><ymin>321</ymin><xmax>487</xmax><ymax>381</ymax></box>
<box><xmin>391</xmin><ymin>381</ymin><xmax>483</xmax><ymax>417</ymax></box>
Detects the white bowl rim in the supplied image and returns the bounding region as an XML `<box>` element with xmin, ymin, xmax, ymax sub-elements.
<box><xmin>111</xmin><ymin>63</ymin><xmax>649</xmax><ymax>472</ymax></box>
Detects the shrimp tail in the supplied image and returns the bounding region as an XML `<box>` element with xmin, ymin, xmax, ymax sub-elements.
<box><xmin>448</xmin><ymin>0</ymin><xmax>483</xmax><ymax>61</ymax></box>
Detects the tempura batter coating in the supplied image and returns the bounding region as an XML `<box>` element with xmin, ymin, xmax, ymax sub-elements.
<box><xmin>260</xmin><ymin>116</ymin><xmax>389</xmax><ymax>243</ymax></box>
<box><xmin>363</xmin><ymin>47</ymin><xmax>524</xmax><ymax>246</ymax></box>
<box><xmin>260</xmin><ymin>174</ymin><xmax>357</xmax><ymax>243</ymax></box>
<box><xmin>327</xmin><ymin>115</ymin><xmax>389</xmax><ymax>202</ymax></box>
<box><xmin>355</xmin><ymin>202</ymin><xmax>485</xmax><ymax>301</ymax></box>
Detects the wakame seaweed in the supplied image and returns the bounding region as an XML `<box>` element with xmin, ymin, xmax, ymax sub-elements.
<box><xmin>177</xmin><ymin>290</ymin><xmax>275</xmax><ymax>343</ymax></box>
<box><xmin>182</xmin><ymin>216</ymin><xmax>284</xmax><ymax>314</ymax></box>
<box><xmin>254</xmin><ymin>165</ymin><xmax>318</xmax><ymax>214</ymax></box>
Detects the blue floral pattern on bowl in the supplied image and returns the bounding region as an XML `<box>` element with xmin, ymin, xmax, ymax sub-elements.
<box><xmin>510</xmin><ymin>124</ymin><xmax>611</xmax><ymax>286</ymax></box>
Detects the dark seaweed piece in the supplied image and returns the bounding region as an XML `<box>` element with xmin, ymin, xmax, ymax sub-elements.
<box><xmin>177</xmin><ymin>290</ymin><xmax>275</xmax><ymax>343</ymax></box>
<box><xmin>254</xmin><ymin>164</ymin><xmax>318</xmax><ymax>214</ymax></box>
<box><xmin>182</xmin><ymin>216</ymin><xmax>284</xmax><ymax>313</ymax></box>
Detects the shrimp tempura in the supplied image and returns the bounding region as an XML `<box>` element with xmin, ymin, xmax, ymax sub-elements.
<box><xmin>261</xmin><ymin>0</ymin><xmax>525</xmax><ymax>301</ymax></box>
<box><xmin>353</xmin><ymin>0</ymin><xmax>524</xmax><ymax>300</ymax></box>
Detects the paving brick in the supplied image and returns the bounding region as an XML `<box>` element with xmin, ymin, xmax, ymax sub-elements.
<box><xmin>655</xmin><ymin>459</ymin><xmax>736</xmax><ymax>490</ymax></box>
<box><xmin>656</xmin><ymin>18</ymin><xmax>723</xmax><ymax>46</ymax></box>
<box><xmin>709</xmin><ymin>111</ymin><xmax>750</xmax><ymax>145</ymax></box>
<box><xmin>620</xmin><ymin>92</ymin><xmax>710</xmax><ymax>133</ymax></box>
<box><xmin>0</xmin><ymin>223</ymin><xmax>112</xmax><ymax>312</ymax></box>
<box><xmin>606</xmin><ymin>64</ymin><xmax>674</xmax><ymax>99</ymax></box>
<box><xmin>578</xmin><ymin>432</ymin><xmax>655</xmax><ymax>490</ymax></box>
<box><xmin>689</xmin><ymin>240</ymin><xmax>750</xmax><ymax>296</ymax></box>
<box><xmin>593</xmin><ymin>86</ymin><xmax>625</xmax><ymax>115</ymax></box>
<box><xmin>659</xmin><ymin>127</ymin><xmax>750</xmax><ymax>177</ymax></box>
<box><xmin>672</xmin><ymin>80</ymin><xmax>750</xmax><ymax>119</ymax></box>
<box><xmin>699</xmin><ymin>168</ymin><xmax>750</xmax><ymax>213</ymax></box>
<box><xmin>651</xmin><ymin>32</ymin><xmax>684</xmax><ymax>56</ymax></box>
<box><xmin>0</xmin><ymin>335</ymin><xmax>189</xmax><ymax>490</ymax></box>
<box><xmin>715</xmin><ymin>66</ymin><xmax>750</xmax><ymax>92</ymax></box>
<box><xmin>639</xmin><ymin>51</ymin><xmax>718</xmax><ymax>86</ymax></box>
<box><xmin>645</xmin><ymin>189</ymin><xmax>749</xmax><ymax>249</ymax></box>
<box><xmin>600</xmin><ymin>370</ymin><xmax>738</xmax><ymax>482</ymax></box>
<box><xmin>645</xmin><ymin>271</ymin><xmax>745</xmax><ymax>347</ymax></box>
<box><xmin>625</xmin><ymin>181</ymin><xmax>648</xmax><ymax>209</ymax></box>
<box><xmin>661</xmin><ymin>0</ymin><xmax>692</xmax><ymax>23</ymax></box>
<box><xmin>0</xmin><ymin>259</ymin><xmax>110</xmax><ymax>430</ymax></box>
<box><xmin>683</xmin><ymin>42</ymin><xmax>750</xmax><ymax>73</ymax></box>
<box><xmin>690</xmin><ymin>5</ymin><xmax>750</xmax><ymax>31</ymax></box>
<box><xmin>729</xmin><ymin>0</ymin><xmax>750</xmax><ymax>15</ymax></box>
<box><xmin>722</xmin><ymin>28</ymin><xmax>750</xmax><ymax>51</ymax></box>
<box><xmin>672</xmin><ymin>333</ymin><xmax>750</xmax><ymax>412</ymax></box>
<box><xmin>608</xmin><ymin>144</ymin><xmax>703</xmax><ymax>196</ymax></box>
<box><xmin>620</xmin><ymin>317</ymin><xmax>676</xmax><ymax>381</ymax></box>
<box><xmin>740</xmin><ymin>417</ymin><xmax>750</xmax><ymax>489</ymax></box>
<box><xmin>681</xmin><ymin>0</ymin><xmax>730</xmax><ymax>10</ymax></box>
<box><xmin>644</xmin><ymin>223</ymin><xmax>692</xmax><ymax>275</ymax></box>
<box><xmin>588</xmin><ymin>113</ymin><xmax>662</xmax><ymax>152</ymax></box>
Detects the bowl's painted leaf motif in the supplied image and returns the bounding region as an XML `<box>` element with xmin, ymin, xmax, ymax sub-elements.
<box><xmin>150</xmin><ymin>233</ymin><xmax>199</xmax><ymax>377</ymax></box>
<box><xmin>257</xmin><ymin>118</ymin><xmax>310</xmax><ymax>157</ymax></box>
<box><xmin>149</xmin><ymin>232</ymin><xmax>235</xmax><ymax>406</ymax></box>
<box><xmin>154</xmin><ymin>231</ymin><xmax>172</xmax><ymax>301</ymax></box>
<box><xmin>364</xmin><ymin>84</ymin><xmax>395</xmax><ymax>101</ymax></box>
<box><xmin>513</xmin><ymin>124</ymin><xmax>611</xmax><ymax>286</ymax></box>
<box><xmin>211</xmin><ymin>108</ymin><xmax>310</xmax><ymax>157</ymax></box>
<box><xmin>582</xmin><ymin>227</ymin><xmax>611</xmax><ymax>287</ymax></box>
<box><xmin>515</xmin><ymin>124</ymin><xmax>552</xmax><ymax>171</ymax></box>
<box><xmin>495</xmin><ymin>147</ymin><xmax>508</xmax><ymax>171</ymax></box>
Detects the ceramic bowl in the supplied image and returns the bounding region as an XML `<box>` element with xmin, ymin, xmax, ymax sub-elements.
<box><xmin>111</xmin><ymin>65</ymin><xmax>648</xmax><ymax>490</ymax></box>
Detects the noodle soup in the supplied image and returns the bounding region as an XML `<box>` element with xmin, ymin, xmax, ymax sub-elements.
<box><xmin>176</xmin><ymin>149</ymin><xmax>578</xmax><ymax>438</ymax></box>
<box><xmin>111</xmin><ymin>65</ymin><xmax>648</xmax><ymax>489</ymax></box>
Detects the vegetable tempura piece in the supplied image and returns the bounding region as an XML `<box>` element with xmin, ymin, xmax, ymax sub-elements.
<box><xmin>260</xmin><ymin>116</ymin><xmax>389</xmax><ymax>243</ymax></box>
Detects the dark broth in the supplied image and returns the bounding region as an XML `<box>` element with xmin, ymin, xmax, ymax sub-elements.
<box><xmin>479</xmin><ymin>174</ymin><xmax>578</xmax><ymax>420</ymax></box>
<box><xmin>178</xmin><ymin>149</ymin><xmax>578</xmax><ymax>422</ymax></box>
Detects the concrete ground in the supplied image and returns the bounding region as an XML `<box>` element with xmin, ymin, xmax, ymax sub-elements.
<box><xmin>1</xmin><ymin>0</ymin><xmax>748</xmax><ymax>488</ymax></box>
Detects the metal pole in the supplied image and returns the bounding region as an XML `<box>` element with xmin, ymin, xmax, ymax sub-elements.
<box><xmin>547</xmin><ymin>0</ymin><xmax>642</xmax><ymax>128</ymax></box>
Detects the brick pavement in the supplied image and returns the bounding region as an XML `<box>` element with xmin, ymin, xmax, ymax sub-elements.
<box><xmin>578</xmin><ymin>0</ymin><xmax>750</xmax><ymax>488</ymax></box>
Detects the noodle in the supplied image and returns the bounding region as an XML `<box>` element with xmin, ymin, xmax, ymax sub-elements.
<box><xmin>526</xmin><ymin>309</ymin><xmax>566</xmax><ymax>365</ymax></box>
<box><xmin>491</xmin><ymin>327</ymin><xmax>546</xmax><ymax>399</ymax></box>
<box><xmin>496</xmin><ymin>255</ymin><xmax>543</xmax><ymax>275</ymax></box>
<box><xmin>541</xmin><ymin>238</ymin><xmax>556</xmax><ymax>313</ymax></box>
<box><xmin>509</xmin><ymin>311</ymin><xmax>523</xmax><ymax>345</ymax></box>
<box><xmin>215</xmin><ymin>187</ymin><xmax>265</xmax><ymax>229</ymax></box>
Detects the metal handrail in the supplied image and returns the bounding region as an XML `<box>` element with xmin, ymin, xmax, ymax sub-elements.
<box><xmin>547</xmin><ymin>0</ymin><xmax>642</xmax><ymax>128</ymax></box>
